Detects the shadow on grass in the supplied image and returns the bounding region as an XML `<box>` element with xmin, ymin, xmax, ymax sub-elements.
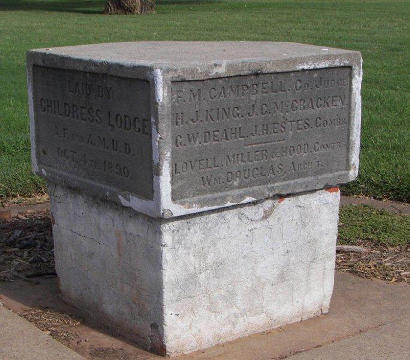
<box><xmin>160</xmin><ymin>0</ymin><xmax>219</xmax><ymax>3</ymax></box>
<box><xmin>0</xmin><ymin>0</ymin><xmax>220</xmax><ymax>14</ymax></box>
<box><xmin>0</xmin><ymin>0</ymin><xmax>105</xmax><ymax>14</ymax></box>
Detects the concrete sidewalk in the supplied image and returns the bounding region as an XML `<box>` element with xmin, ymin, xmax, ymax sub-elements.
<box><xmin>0</xmin><ymin>304</ymin><xmax>84</xmax><ymax>360</ymax></box>
<box><xmin>288</xmin><ymin>318</ymin><xmax>410</xmax><ymax>360</ymax></box>
<box><xmin>0</xmin><ymin>272</ymin><xmax>409</xmax><ymax>360</ymax></box>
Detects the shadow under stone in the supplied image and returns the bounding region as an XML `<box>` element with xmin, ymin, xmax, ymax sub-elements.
<box><xmin>0</xmin><ymin>0</ymin><xmax>106</xmax><ymax>15</ymax></box>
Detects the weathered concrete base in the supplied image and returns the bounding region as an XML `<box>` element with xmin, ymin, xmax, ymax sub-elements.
<box><xmin>49</xmin><ymin>183</ymin><xmax>340</xmax><ymax>356</ymax></box>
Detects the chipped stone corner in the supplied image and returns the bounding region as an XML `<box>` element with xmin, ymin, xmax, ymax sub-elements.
<box><xmin>210</xmin><ymin>60</ymin><xmax>227</xmax><ymax>75</ymax></box>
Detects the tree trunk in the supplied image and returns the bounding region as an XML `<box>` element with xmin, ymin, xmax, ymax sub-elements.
<box><xmin>104</xmin><ymin>0</ymin><xmax>155</xmax><ymax>15</ymax></box>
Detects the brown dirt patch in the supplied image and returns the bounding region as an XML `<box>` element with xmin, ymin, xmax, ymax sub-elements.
<box><xmin>0</xmin><ymin>210</ymin><xmax>55</xmax><ymax>282</ymax></box>
<box><xmin>336</xmin><ymin>240</ymin><xmax>410</xmax><ymax>283</ymax></box>
<box><xmin>20</xmin><ymin>307</ymin><xmax>81</xmax><ymax>344</ymax></box>
<box><xmin>90</xmin><ymin>347</ymin><xmax>131</xmax><ymax>360</ymax></box>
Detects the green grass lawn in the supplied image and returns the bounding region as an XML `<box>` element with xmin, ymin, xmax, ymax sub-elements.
<box><xmin>0</xmin><ymin>0</ymin><xmax>409</xmax><ymax>201</ymax></box>
<box><xmin>339</xmin><ymin>205</ymin><xmax>409</xmax><ymax>246</ymax></box>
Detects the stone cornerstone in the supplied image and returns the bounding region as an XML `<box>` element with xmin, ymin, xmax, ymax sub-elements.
<box><xmin>27</xmin><ymin>42</ymin><xmax>362</xmax><ymax>356</ymax></box>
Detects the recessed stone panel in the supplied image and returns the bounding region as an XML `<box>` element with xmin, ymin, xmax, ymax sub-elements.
<box><xmin>33</xmin><ymin>66</ymin><xmax>153</xmax><ymax>199</ymax></box>
<box><xmin>171</xmin><ymin>67</ymin><xmax>351</xmax><ymax>200</ymax></box>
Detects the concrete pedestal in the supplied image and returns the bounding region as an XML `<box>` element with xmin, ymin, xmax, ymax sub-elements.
<box><xmin>50</xmin><ymin>183</ymin><xmax>340</xmax><ymax>356</ymax></box>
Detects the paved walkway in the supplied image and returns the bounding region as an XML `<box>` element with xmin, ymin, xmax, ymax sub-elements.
<box><xmin>340</xmin><ymin>195</ymin><xmax>410</xmax><ymax>215</ymax></box>
<box><xmin>1</xmin><ymin>272</ymin><xmax>409</xmax><ymax>359</ymax></box>
<box><xmin>183</xmin><ymin>272</ymin><xmax>410</xmax><ymax>360</ymax></box>
<box><xmin>288</xmin><ymin>319</ymin><xmax>410</xmax><ymax>360</ymax></box>
<box><xmin>0</xmin><ymin>303</ymin><xmax>84</xmax><ymax>360</ymax></box>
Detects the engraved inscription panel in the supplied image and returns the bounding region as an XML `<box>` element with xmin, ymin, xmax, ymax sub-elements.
<box><xmin>171</xmin><ymin>68</ymin><xmax>351</xmax><ymax>200</ymax></box>
<box><xmin>33</xmin><ymin>66</ymin><xmax>153</xmax><ymax>199</ymax></box>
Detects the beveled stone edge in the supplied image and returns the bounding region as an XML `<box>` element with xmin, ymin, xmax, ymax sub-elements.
<box><xmin>27</xmin><ymin>46</ymin><xmax>362</xmax><ymax>218</ymax></box>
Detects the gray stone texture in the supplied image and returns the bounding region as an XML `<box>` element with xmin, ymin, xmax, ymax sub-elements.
<box><xmin>49</xmin><ymin>183</ymin><xmax>340</xmax><ymax>356</ymax></box>
<box><xmin>27</xmin><ymin>42</ymin><xmax>362</xmax><ymax>218</ymax></box>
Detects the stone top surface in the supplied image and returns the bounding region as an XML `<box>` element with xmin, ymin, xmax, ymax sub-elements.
<box><xmin>28</xmin><ymin>42</ymin><xmax>362</xmax><ymax>218</ymax></box>
<box><xmin>30</xmin><ymin>41</ymin><xmax>357</xmax><ymax>67</ymax></box>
